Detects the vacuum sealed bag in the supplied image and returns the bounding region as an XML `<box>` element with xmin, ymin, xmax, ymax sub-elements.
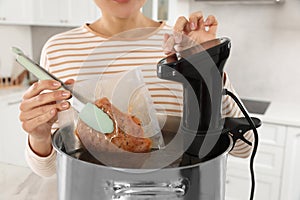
<box><xmin>58</xmin><ymin>69</ymin><xmax>164</xmax><ymax>168</ymax></box>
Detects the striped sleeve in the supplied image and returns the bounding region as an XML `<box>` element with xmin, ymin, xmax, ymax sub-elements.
<box><xmin>25</xmin><ymin>136</ymin><xmax>56</xmax><ymax>177</ymax></box>
<box><xmin>222</xmin><ymin>73</ymin><xmax>254</xmax><ymax>158</ymax></box>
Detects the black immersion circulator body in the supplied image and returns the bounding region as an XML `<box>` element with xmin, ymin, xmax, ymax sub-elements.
<box><xmin>157</xmin><ymin>38</ymin><xmax>231</xmax><ymax>161</ymax></box>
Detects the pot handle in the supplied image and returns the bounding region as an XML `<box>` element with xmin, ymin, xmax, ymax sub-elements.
<box><xmin>106</xmin><ymin>178</ymin><xmax>189</xmax><ymax>198</ymax></box>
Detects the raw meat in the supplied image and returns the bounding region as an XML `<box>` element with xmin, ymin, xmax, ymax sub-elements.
<box><xmin>76</xmin><ymin>97</ymin><xmax>152</xmax><ymax>153</ymax></box>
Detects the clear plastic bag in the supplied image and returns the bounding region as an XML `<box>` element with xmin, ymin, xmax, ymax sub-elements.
<box><xmin>58</xmin><ymin>68</ymin><xmax>165</xmax><ymax>168</ymax></box>
<box><xmin>94</xmin><ymin>69</ymin><xmax>163</xmax><ymax>145</ymax></box>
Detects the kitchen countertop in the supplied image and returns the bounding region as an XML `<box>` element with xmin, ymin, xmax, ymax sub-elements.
<box><xmin>0</xmin><ymin>162</ymin><xmax>57</xmax><ymax>200</ymax></box>
<box><xmin>0</xmin><ymin>86</ymin><xmax>27</xmax><ymax>102</ymax></box>
<box><xmin>0</xmin><ymin>86</ymin><xmax>27</xmax><ymax>95</ymax></box>
<box><xmin>247</xmin><ymin>100</ymin><xmax>300</xmax><ymax>127</ymax></box>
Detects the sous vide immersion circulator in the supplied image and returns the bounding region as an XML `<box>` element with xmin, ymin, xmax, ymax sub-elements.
<box><xmin>157</xmin><ymin>37</ymin><xmax>262</xmax><ymax>200</ymax></box>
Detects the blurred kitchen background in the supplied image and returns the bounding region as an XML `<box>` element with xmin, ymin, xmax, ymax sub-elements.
<box><xmin>0</xmin><ymin>0</ymin><xmax>300</xmax><ymax>200</ymax></box>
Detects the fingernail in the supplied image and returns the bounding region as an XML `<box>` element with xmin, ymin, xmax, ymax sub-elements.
<box><xmin>61</xmin><ymin>101</ymin><xmax>69</xmax><ymax>108</ymax></box>
<box><xmin>62</xmin><ymin>91</ymin><xmax>70</xmax><ymax>97</ymax></box>
<box><xmin>53</xmin><ymin>82</ymin><xmax>60</xmax><ymax>87</ymax></box>
<box><xmin>190</xmin><ymin>22</ymin><xmax>196</xmax><ymax>30</ymax></box>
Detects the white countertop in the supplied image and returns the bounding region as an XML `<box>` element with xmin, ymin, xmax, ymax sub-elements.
<box><xmin>0</xmin><ymin>162</ymin><xmax>57</xmax><ymax>200</ymax></box>
<box><xmin>249</xmin><ymin>101</ymin><xmax>300</xmax><ymax>127</ymax></box>
<box><xmin>0</xmin><ymin>86</ymin><xmax>27</xmax><ymax>102</ymax></box>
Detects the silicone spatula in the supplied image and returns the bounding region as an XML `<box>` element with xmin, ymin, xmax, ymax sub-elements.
<box><xmin>12</xmin><ymin>47</ymin><xmax>114</xmax><ymax>134</ymax></box>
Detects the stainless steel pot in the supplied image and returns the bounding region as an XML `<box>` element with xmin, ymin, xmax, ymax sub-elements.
<box><xmin>52</xmin><ymin>115</ymin><xmax>232</xmax><ymax>200</ymax></box>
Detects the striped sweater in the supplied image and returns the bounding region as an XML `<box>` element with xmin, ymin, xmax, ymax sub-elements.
<box><xmin>25</xmin><ymin>22</ymin><xmax>253</xmax><ymax>177</ymax></box>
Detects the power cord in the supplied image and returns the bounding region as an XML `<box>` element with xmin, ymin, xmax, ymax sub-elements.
<box><xmin>224</xmin><ymin>89</ymin><xmax>259</xmax><ymax>200</ymax></box>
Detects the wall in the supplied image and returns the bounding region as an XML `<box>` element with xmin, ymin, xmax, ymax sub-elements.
<box><xmin>0</xmin><ymin>25</ymin><xmax>73</xmax><ymax>82</ymax></box>
<box><xmin>0</xmin><ymin>25</ymin><xmax>32</xmax><ymax>78</ymax></box>
<box><xmin>189</xmin><ymin>0</ymin><xmax>300</xmax><ymax>103</ymax></box>
<box><xmin>31</xmin><ymin>26</ymin><xmax>72</xmax><ymax>62</ymax></box>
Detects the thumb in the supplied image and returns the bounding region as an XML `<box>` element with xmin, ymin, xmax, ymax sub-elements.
<box><xmin>64</xmin><ymin>79</ymin><xmax>75</xmax><ymax>85</ymax></box>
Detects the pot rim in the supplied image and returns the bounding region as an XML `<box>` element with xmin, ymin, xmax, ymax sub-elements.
<box><xmin>52</xmin><ymin>129</ymin><xmax>233</xmax><ymax>172</ymax></box>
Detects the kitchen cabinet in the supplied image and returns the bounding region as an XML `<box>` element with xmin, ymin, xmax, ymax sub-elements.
<box><xmin>0</xmin><ymin>0</ymin><xmax>99</xmax><ymax>26</ymax></box>
<box><xmin>32</xmin><ymin>0</ymin><xmax>99</xmax><ymax>27</ymax></box>
<box><xmin>0</xmin><ymin>90</ymin><xmax>28</xmax><ymax>167</ymax></box>
<box><xmin>280</xmin><ymin>127</ymin><xmax>300</xmax><ymax>200</ymax></box>
<box><xmin>226</xmin><ymin>168</ymin><xmax>280</xmax><ymax>200</ymax></box>
<box><xmin>225</xmin><ymin>122</ymin><xmax>300</xmax><ymax>200</ymax></box>
<box><xmin>0</xmin><ymin>0</ymin><xmax>32</xmax><ymax>25</ymax></box>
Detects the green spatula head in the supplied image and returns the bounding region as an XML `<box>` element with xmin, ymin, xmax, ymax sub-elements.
<box><xmin>79</xmin><ymin>103</ymin><xmax>114</xmax><ymax>134</ymax></box>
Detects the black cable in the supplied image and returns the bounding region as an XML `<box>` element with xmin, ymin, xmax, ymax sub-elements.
<box><xmin>224</xmin><ymin>89</ymin><xmax>259</xmax><ymax>200</ymax></box>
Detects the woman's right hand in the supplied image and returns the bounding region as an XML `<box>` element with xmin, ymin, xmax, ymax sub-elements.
<box><xmin>19</xmin><ymin>79</ymin><xmax>73</xmax><ymax>156</ymax></box>
<box><xmin>163</xmin><ymin>11</ymin><xmax>218</xmax><ymax>54</ymax></box>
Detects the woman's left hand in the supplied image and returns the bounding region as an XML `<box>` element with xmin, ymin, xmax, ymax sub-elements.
<box><xmin>163</xmin><ymin>11</ymin><xmax>218</xmax><ymax>54</ymax></box>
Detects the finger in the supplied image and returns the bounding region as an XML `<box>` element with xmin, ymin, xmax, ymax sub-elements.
<box><xmin>64</xmin><ymin>79</ymin><xmax>75</xmax><ymax>85</ymax></box>
<box><xmin>174</xmin><ymin>44</ymin><xmax>185</xmax><ymax>52</ymax></box>
<box><xmin>48</xmin><ymin>114</ymin><xmax>58</xmax><ymax>125</ymax></box>
<box><xmin>198</xmin><ymin>18</ymin><xmax>206</xmax><ymax>31</ymax></box>
<box><xmin>189</xmin><ymin>11</ymin><xmax>204</xmax><ymax>31</ymax></box>
<box><xmin>20</xmin><ymin>90</ymin><xmax>71</xmax><ymax>112</ymax></box>
<box><xmin>19</xmin><ymin>100</ymin><xmax>54</xmax><ymax>114</ymax></box>
<box><xmin>174</xmin><ymin>34</ymin><xmax>198</xmax><ymax>52</ymax></box>
<box><xmin>173</xmin><ymin>31</ymin><xmax>183</xmax><ymax>44</ymax></box>
<box><xmin>163</xmin><ymin>33</ymin><xmax>170</xmax><ymax>48</ymax></box>
<box><xmin>164</xmin><ymin>33</ymin><xmax>170</xmax><ymax>43</ymax></box>
<box><xmin>205</xmin><ymin>15</ymin><xmax>218</xmax><ymax>34</ymax></box>
<box><xmin>163</xmin><ymin>33</ymin><xmax>174</xmax><ymax>54</ymax></box>
<box><xmin>19</xmin><ymin>101</ymin><xmax>70</xmax><ymax>121</ymax></box>
<box><xmin>22</xmin><ymin>109</ymin><xmax>57</xmax><ymax>133</ymax></box>
<box><xmin>174</xmin><ymin>16</ymin><xmax>189</xmax><ymax>33</ymax></box>
<box><xmin>64</xmin><ymin>78</ymin><xmax>75</xmax><ymax>91</ymax></box>
<box><xmin>204</xmin><ymin>15</ymin><xmax>218</xmax><ymax>26</ymax></box>
<box><xmin>23</xmin><ymin>80</ymin><xmax>61</xmax><ymax>100</ymax></box>
<box><xmin>163</xmin><ymin>35</ymin><xmax>176</xmax><ymax>54</ymax></box>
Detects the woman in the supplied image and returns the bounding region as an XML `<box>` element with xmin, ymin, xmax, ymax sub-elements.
<box><xmin>19</xmin><ymin>0</ymin><xmax>253</xmax><ymax>177</ymax></box>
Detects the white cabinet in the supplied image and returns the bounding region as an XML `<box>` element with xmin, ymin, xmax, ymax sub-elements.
<box><xmin>280</xmin><ymin>127</ymin><xmax>300</xmax><ymax>200</ymax></box>
<box><xmin>0</xmin><ymin>0</ymin><xmax>32</xmax><ymax>25</ymax></box>
<box><xmin>225</xmin><ymin>122</ymin><xmax>300</xmax><ymax>200</ymax></box>
<box><xmin>33</xmin><ymin>0</ymin><xmax>64</xmax><ymax>26</ymax></box>
<box><xmin>0</xmin><ymin>91</ymin><xmax>28</xmax><ymax>167</ymax></box>
<box><xmin>226</xmin><ymin>168</ymin><xmax>281</xmax><ymax>200</ymax></box>
<box><xmin>0</xmin><ymin>0</ymin><xmax>99</xmax><ymax>26</ymax></box>
<box><xmin>32</xmin><ymin>0</ymin><xmax>99</xmax><ymax>27</ymax></box>
<box><xmin>227</xmin><ymin>123</ymin><xmax>286</xmax><ymax>177</ymax></box>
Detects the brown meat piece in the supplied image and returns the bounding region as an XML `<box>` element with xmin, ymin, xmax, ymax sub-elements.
<box><xmin>76</xmin><ymin>97</ymin><xmax>152</xmax><ymax>153</ymax></box>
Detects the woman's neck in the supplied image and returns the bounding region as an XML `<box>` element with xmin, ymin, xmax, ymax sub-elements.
<box><xmin>89</xmin><ymin>12</ymin><xmax>161</xmax><ymax>38</ymax></box>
